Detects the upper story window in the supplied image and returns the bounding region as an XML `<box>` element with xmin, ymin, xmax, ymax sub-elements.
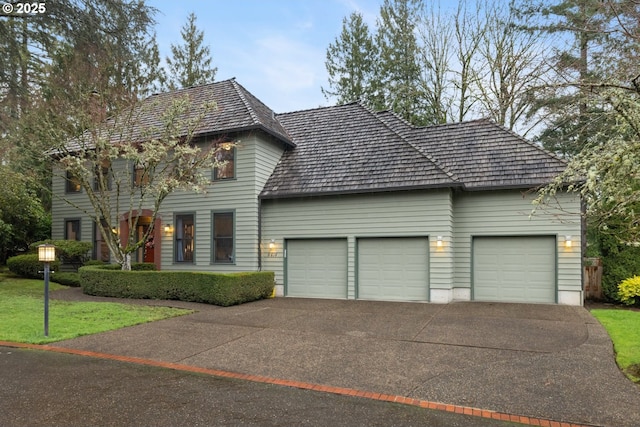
<box><xmin>133</xmin><ymin>162</ymin><xmax>149</xmax><ymax>187</ymax></box>
<box><xmin>214</xmin><ymin>142</ymin><xmax>235</xmax><ymax>180</ymax></box>
<box><xmin>66</xmin><ymin>171</ymin><xmax>82</xmax><ymax>193</ymax></box>
<box><xmin>94</xmin><ymin>159</ymin><xmax>112</xmax><ymax>191</ymax></box>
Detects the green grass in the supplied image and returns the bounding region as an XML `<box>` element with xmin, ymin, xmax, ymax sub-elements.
<box><xmin>0</xmin><ymin>273</ymin><xmax>193</xmax><ymax>345</ymax></box>
<box><xmin>591</xmin><ymin>308</ymin><xmax>640</xmax><ymax>382</ymax></box>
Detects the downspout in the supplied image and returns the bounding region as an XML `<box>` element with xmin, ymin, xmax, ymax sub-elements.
<box><xmin>257</xmin><ymin>197</ymin><xmax>262</xmax><ymax>271</ymax></box>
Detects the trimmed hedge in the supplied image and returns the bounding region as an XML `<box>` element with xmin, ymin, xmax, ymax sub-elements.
<box><xmin>80</xmin><ymin>265</ymin><xmax>274</xmax><ymax>307</ymax></box>
<box><xmin>7</xmin><ymin>254</ymin><xmax>60</xmax><ymax>279</ymax></box>
<box><xmin>50</xmin><ymin>272</ymin><xmax>82</xmax><ymax>287</ymax></box>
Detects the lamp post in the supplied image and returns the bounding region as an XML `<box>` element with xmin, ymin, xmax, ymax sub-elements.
<box><xmin>38</xmin><ymin>244</ymin><xmax>56</xmax><ymax>337</ymax></box>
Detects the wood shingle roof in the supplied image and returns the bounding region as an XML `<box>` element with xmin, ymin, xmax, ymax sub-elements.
<box><xmin>260</xmin><ymin>103</ymin><xmax>460</xmax><ymax>199</ymax></box>
<box><xmin>260</xmin><ymin>104</ymin><xmax>566</xmax><ymax>198</ymax></box>
<box><xmin>142</xmin><ymin>79</ymin><xmax>293</xmax><ymax>145</ymax></box>
<box><xmin>62</xmin><ymin>79</ymin><xmax>293</xmax><ymax>152</ymax></box>
<box><xmin>64</xmin><ymin>80</ymin><xmax>566</xmax><ymax>197</ymax></box>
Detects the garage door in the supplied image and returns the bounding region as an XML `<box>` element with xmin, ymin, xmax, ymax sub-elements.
<box><xmin>473</xmin><ymin>236</ymin><xmax>556</xmax><ymax>303</ymax></box>
<box><xmin>286</xmin><ymin>239</ymin><xmax>348</xmax><ymax>298</ymax></box>
<box><xmin>358</xmin><ymin>237</ymin><xmax>429</xmax><ymax>301</ymax></box>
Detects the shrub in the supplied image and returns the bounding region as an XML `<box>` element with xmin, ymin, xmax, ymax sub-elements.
<box><xmin>7</xmin><ymin>254</ymin><xmax>60</xmax><ymax>279</ymax></box>
<box><xmin>80</xmin><ymin>266</ymin><xmax>274</xmax><ymax>306</ymax></box>
<box><xmin>29</xmin><ymin>239</ymin><xmax>92</xmax><ymax>270</ymax></box>
<box><xmin>593</xmin><ymin>230</ymin><xmax>640</xmax><ymax>303</ymax></box>
<box><xmin>601</xmin><ymin>246</ymin><xmax>640</xmax><ymax>302</ymax></box>
<box><xmin>50</xmin><ymin>272</ymin><xmax>82</xmax><ymax>287</ymax></box>
<box><xmin>97</xmin><ymin>262</ymin><xmax>156</xmax><ymax>271</ymax></box>
<box><xmin>618</xmin><ymin>276</ymin><xmax>640</xmax><ymax>306</ymax></box>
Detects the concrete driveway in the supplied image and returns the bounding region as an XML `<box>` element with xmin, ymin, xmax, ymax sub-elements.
<box><xmin>48</xmin><ymin>292</ymin><xmax>640</xmax><ymax>427</ymax></box>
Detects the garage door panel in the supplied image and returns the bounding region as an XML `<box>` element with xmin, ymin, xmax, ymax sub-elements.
<box><xmin>474</xmin><ymin>237</ymin><xmax>556</xmax><ymax>303</ymax></box>
<box><xmin>358</xmin><ymin>237</ymin><xmax>428</xmax><ymax>302</ymax></box>
<box><xmin>287</xmin><ymin>239</ymin><xmax>347</xmax><ymax>299</ymax></box>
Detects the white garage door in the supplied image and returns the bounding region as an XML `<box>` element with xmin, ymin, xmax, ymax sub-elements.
<box><xmin>473</xmin><ymin>236</ymin><xmax>556</xmax><ymax>303</ymax></box>
<box><xmin>358</xmin><ymin>237</ymin><xmax>429</xmax><ymax>301</ymax></box>
<box><xmin>286</xmin><ymin>239</ymin><xmax>348</xmax><ymax>298</ymax></box>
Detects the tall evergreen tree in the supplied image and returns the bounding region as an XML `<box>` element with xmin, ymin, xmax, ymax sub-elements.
<box><xmin>375</xmin><ymin>0</ymin><xmax>427</xmax><ymax>125</ymax></box>
<box><xmin>322</xmin><ymin>12</ymin><xmax>379</xmax><ymax>107</ymax></box>
<box><xmin>1</xmin><ymin>0</ymin><xmax>161</xmax><ymax>208</ymax></box>
<box><xmin>517</xmin><ymin>0</ymin><xmax>619</xmax><ymax>156</ymax></box>
<box><xmin>166</xmin><ymin>12</ymin><xmax>216</xmax><ymax>90</ymax></box>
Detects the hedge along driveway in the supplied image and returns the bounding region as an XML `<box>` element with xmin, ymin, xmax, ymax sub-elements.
<box><xmin>79</xmin><ymin>266</ymin><xmax>275</xmax><ymax>307</ymax></box>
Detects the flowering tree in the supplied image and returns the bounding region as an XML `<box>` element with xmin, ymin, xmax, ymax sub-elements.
<box><xmin>52</xmin><ymin>94</ymin><xmax>227</xmax><ymax>270</ymax></box>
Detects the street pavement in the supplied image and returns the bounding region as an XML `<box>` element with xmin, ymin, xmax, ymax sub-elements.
<box><xmin>0</xmin><ymin>346</ymin><xmax>523</xmax><ymax>426</ymax></box>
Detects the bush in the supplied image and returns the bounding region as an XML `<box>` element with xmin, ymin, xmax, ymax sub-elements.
<box><xmin>30</xmin><ymin>239</ymin><xmax>92</xmax><ymax>270</ymax></box>
<box><xmin>51</xmin><ymin>272</ymin><xmax>82</xmax><ymax>287</ymax></box>
<box><xmin>80</xmin><ymin>266</ymin><xmax>274</xmax><ymax>307</ymax></box>
<box><xmin>7</xmin><ymin>254</ymin><xmax>60</xmax><ymax>279</ymax></box>
<box><xmin>618</xmin><ymin>276</ymin><xmax>640</xmax><ymax>306</ymax></box>
<box><xmin>97</xmin><ymin>263</ymin><xmax>156</xmax><ymax>271</ymax></box>
<box><xmin>601</xmin><ymin>245</ymin><xmax>640</xmax><ymax>302</ymax></box>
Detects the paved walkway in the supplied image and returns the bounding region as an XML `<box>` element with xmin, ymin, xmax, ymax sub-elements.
<box><xmin>8</xmin><ymin>289</ymin><xmax>640</xmax><ymax>427</ymax></box>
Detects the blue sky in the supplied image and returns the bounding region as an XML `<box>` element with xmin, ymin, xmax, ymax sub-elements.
<box><xmin>148</xmin><ymin>0</ymin><xmax>384</xmax><ymax>113</ymax></box>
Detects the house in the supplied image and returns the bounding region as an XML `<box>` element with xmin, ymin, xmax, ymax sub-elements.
<box><xmin>51</xmin><ymin>79</ymin><xmax>584</xmax><ymax>305</ymax></box>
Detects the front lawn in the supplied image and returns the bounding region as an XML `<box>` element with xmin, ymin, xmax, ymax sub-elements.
<box><xmin>0</xmin><ymin>273</ymin><xmax>193</xmax><ymax>345</ymax></box>
<box><xmin>591</xmin><ymin>308</ymin><xmax>640</xmax><ymax>382</ymax></box>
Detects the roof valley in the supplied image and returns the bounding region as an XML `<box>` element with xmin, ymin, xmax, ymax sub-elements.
<box><xmin>371</xmin><ymin>109</ymin><xmax>462</xmax><ymax>185</ymax></box>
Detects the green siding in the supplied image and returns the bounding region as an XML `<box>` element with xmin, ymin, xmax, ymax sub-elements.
<box><xmin>453</xmin><ymin>191</ymin><xmax>582</xmax><ymax>304</ymax></box>
<box><xmin>261</xmin><ymin>190</ymin><xmax>453</xmax><ymax>300</ymax></box>
<box><xmin>50</xmin><ymin>134</ymin><xmax>285</xmax><ymax>272</ymax></box>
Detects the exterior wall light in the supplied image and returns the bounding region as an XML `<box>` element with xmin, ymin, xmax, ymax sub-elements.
<box><xmin>269</xmin><ymin>239</ymin><xmax>275</xmax><ymax>250</ymax></box>
<box><xmin>164</xmin><ymin>224</ymin><xmax>173</xmax><ymax>234</ymax></box>
<box><xmin>436</xmin><ymin>236</ymin><xmax>443</xmax><ymax>249</ymax></box>
<box><xmin>38</xmin><ymin>244</ymin><xmax>56</xmax><ymax>337</ymax></box>
<box><xmin>565</xmin><ymin>236</ymin><xmax>572</xmax><ymax>248</ymax></box>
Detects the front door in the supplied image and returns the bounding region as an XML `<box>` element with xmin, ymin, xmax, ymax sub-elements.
<box><xmin>135</xmin><ymin>218</ymin><xmax>154</xmax><ymax>263</ymax></box>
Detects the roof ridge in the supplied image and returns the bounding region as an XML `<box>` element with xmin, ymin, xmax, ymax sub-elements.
<box><xmin>278</xmin><ymin>102</ymin><xmax>356</xmax><ymax>117</ymax></box>
<box><xmin>230</xmin><ymin>79</ymin><xmax>261</xmax><ymax>126</ymax></box>
<box><xmin>368</xmin><ymin>107</ymin><xmax>462</xmax><ymax>184</ymax></box>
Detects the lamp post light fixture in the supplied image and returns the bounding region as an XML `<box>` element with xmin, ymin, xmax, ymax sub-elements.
<box><xmin>38</xmin><ymin>244</ymin><xmax>56</xmax><ymax>337</ymax></box>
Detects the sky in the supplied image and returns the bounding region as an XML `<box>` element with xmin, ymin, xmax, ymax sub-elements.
<box><xmin>147</xmin><ymin>0</ymin><xmax>384</xmax><ymax>113</ymax></box>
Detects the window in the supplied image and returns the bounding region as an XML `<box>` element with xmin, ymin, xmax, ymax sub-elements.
<box><xmin>93</xmin><ymin>220</ymin><xmax>110</xmax><ymax>262</ymax></box>
<box><xmin>94</xmin><ymin>160</ymin><xmax>112</xmax><ymax>191</ymax></box>
<box><xmin>175</xmin><ymin>214</ymin><xmax>194</xmax><ymax>263</ymax></box>
<box><xmin>65</xmin><ymin>219</ymin><xmax>81</xmax><ymax>241</ymax></box>
<box><xmin>213</xmin><ymin>143</ymin><xmax>235</xmax><ymax>180</ymax></box>
<box><xmin>66</xmin><ymin>171</ymin><xmax>82</xmax><ymax>193</ymax></box>
<box><xmin>213</xmin><ymin>211</ymin><xmax>234</xmax><ymax>263</ymax></box>
<box><xmin>133</xmin><ymin>163</ymin><xmax>149</xmax><ymax>187</ymax></box>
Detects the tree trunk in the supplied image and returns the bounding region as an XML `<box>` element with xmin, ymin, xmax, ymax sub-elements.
<box><xmin>121</xmin><ymin>253</ymin><xmax>132</xmax><ymax>271</ymax></box>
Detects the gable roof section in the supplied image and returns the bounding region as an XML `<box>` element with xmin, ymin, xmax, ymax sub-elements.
<box><xmin>62</xmin><ymin>79</ymin><xmax>293</xmax><ymax>153</ymax></box>
<box><xmin>259</xmin><ymin>103</ymin><xmax>460</xmax><ymax>199</ymax></box>
<box><xmin>261</xmin><ymin>106</ymin><xmax>566</xmax><ymax>199</ymax></box>
<box><xmin>143</xmin><ymin>79</ymin><xmax>293</xmax><ymax>145</ymax></box>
